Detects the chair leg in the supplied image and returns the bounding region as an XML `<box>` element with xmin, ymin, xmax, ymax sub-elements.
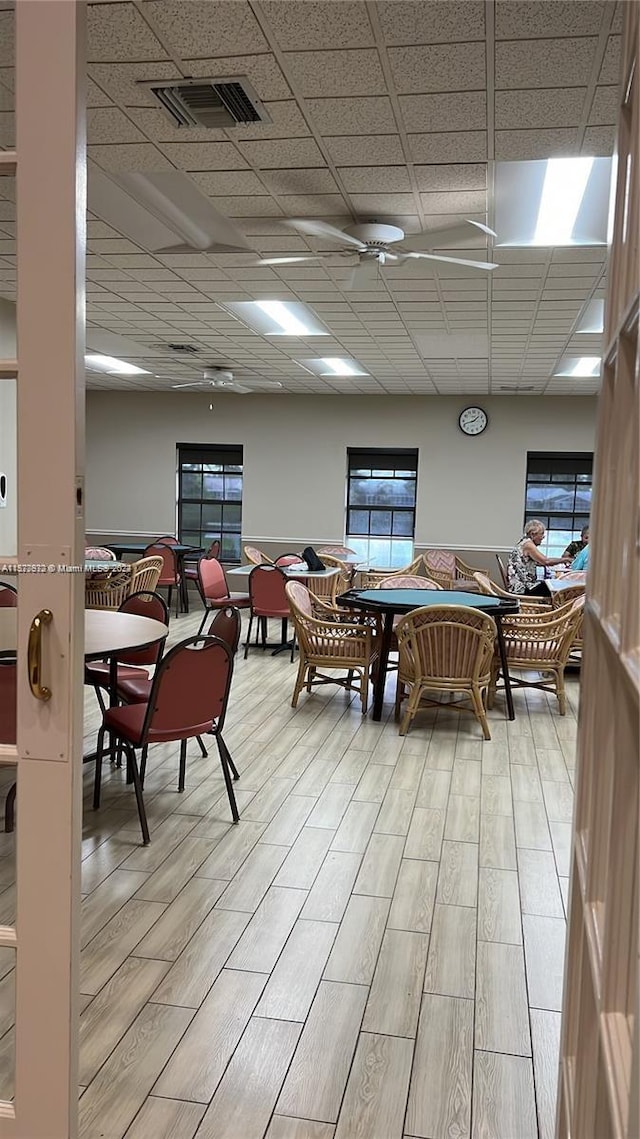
<box><xmin>216</xmin><ymin>731</ymin><xmax>239</xmax><ymax>823</ymax></box>
<box><xmin>140</xmin><ymin>744</ymin><xmax>148</xmax><ymax>787</ymax></box>
<box><xmin>92</xmin><ymin>684</ymin><xmax>106</xmax><ymax>715</ymax></box>
<box><xmin>217</xmin><ymin>730</ymin><xmax>240</xmax><ymax>782</ymax></box>
<box><xmin>197</xmin><ymin>608</ymin><xmax>209</xmax><ymax>636</ymax></box>
<box><xmin>243</xmin><ymin>613</ymin><xmax>254</xmax><ymax>659</ymax></box>
<box><xmin>93</xmin><ymin>726</ymin><xmax>106</xmax><ymax>809</ymax></box>
<box><xmin>260</xmin><ymin>617</ymin><xmax>267</xmax><ymax>647</ymax></box>
<box><xmin>472</xmin><ymin>685</ymin><xmax>492</xmax><ymax>740</ymax></box>
<box><xmin>167</xmin><ymin>586</ymin><xmax>172</xmax><ymax>616</ymax></box>
<box><xmin>291</xmin><ymin>658</ymin><xmax>307</xmax><ymax>707</ymax></box>
<box><xmin>197</xmin><ymin>735</ymin><xmax>208</xmax><ymax>758</ymax></box>
<box><xmin>178</xmin><ymin>739</ymin><xmax>187</xmax><ymax>792</ymax></box>
<box><xmin>4</xmin><ymin>783</ymin><xmax>16</xmax><ymax>833</ymax></box>
<box><xmin>555</xmin><ymin>669</ymin><xmax>566</xmax><ymax>715</ymax></box>
<box><xmin>126</xmin><ymin>742</ymin><xmax>150</xmax><ymax>845</ymax></box>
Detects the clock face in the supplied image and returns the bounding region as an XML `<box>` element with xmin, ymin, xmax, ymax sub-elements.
<box><xmin>459</xmin><ymin>406</ymin><xmax>488</xmax><ymax>435</ymax></box>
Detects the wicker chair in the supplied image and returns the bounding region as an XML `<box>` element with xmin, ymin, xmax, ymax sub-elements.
<box><xmin>496</xmin><ymin>554</ymin><xmax>509</xmax><ymax>589</ymax></box>
<box><xmin>420</xmin><ymin>550</ymin><xmax>457</xmax><ymax>587</ymax></box>
<box><xmin>356</xmin><ymin>557</ymin><xmax>422</xmax><ymax>588</ymax></box>
<box><xmin>395</xmin><ymin>604</ymin><xmax>497</xmax><ymax>739</ymax></box>
<box><xmin>489</xmin><ymin>596</ymin><xmax>585</xmax><ymax>715</ymax></box>
<box><xmin>128</xmin><ymin>556</ymin><xmax>163</xmax><ymax>598</ymax></box>
<box><xmin>285</xmin><ymin>580</ymin><xmax>380</xmax><ymax>714</ymax></box>
<box><xmin>550</xmin><ymin>583</ymin><xmax>586</xmax><ymax>608</ymax></box>
<box><xmin>317</xmin><ymin>545</ymin><xmax>358</xmax><ymax>558</ymax></box>
<box><xmin>244</xmin><ymin>545</ymin><xmax>273</xmax><ymax>565</ymax></box>
<box><xmin>308</xmin><ymin>553</ymin><xmax>351</xmax><ymax>603</ymax></box>
<box><xmin>85</xmin><ymin>546</ymin><xmax>116</xmax><ymax>560</ymax></box>
<box><xmin>85</xmin><ymin>563</ymin><xmax>132</xmax><ymax>610</ymax></box>
<box><xmin>473</xmin><ymin>571</ymin><xmax>551</xmax><ymax>613</ymax></box>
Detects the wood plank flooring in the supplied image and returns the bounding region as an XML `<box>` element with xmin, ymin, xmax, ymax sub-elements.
<box><xmin>0</xmin><ymin>608</ymin><xmax>580</xmax><ymax>1138</ymax></box>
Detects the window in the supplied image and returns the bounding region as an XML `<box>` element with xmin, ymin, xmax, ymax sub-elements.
<box><xmin>525</xmin><ymin>452</ymin><xmax>593</xmax><ymax>558</ymax></box>
<box><xmin>177</xmin><ymin>444</ymin><xmax>243</xmax><ymax>562</ymax></box>
<box><xmin>346</xmin><ymin>448</ymin><xmax>418</xmax><ymax>569</ymax></box>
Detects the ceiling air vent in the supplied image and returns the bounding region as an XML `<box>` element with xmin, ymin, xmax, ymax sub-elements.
<box><xmin>166</xmin><ymin>343</ymin><xmax>199</xmax><ymax>354</ymax></box>
<box><xmin>498</xmin><ymin>384</ymin><xmax>535</xmax><ymax>392</ymax></box>
<box><xmin>145</xmin><ymin>77</ymin><xmax>271</xmax><ymax>129</ymax></box>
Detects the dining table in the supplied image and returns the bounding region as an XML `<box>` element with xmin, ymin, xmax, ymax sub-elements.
<box><xmin>226</xmin><ymin>564</ymin><xmax>341</xmax><ymax>582</ymax></box>
<box><xmin>548</xmin><ymin>572</ymin><xmax>587</xmax><ymax>593</ymax></box>
<box><xmin>336</xmin><ymin>587</ymin><xmax>520</xmax><ymax>722</ymax></box>
<box><xmin>104</xmin><ymin>542</ymin><xmax>205</xmax><ymax>613</ymax></box>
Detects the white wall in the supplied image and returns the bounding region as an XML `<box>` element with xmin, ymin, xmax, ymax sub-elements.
<box><xmin>0</xmin><ymin>299</ymin><xmax>17</xmax><ymax>555</ymax></box>
<box><xmin>86</xmin><ymin>391</ymin><xmax>597</xmax><ymax>550</ymax></box>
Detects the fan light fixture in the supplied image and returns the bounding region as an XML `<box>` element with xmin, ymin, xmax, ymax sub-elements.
<box><xmin>85</xmin><ymin>354</ymin><xmax>149</xmax><ymax>376</ymax></box>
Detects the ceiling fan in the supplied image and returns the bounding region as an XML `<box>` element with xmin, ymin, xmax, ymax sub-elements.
<box><xmin>255</xmin><ymin>219</ymin><xmax>498</xmax><ymax>289</ymax></box>
<box><xmin>169</xmin><ymin>366</ymin><xmax>283</xmax><ymax>395</ymax></box>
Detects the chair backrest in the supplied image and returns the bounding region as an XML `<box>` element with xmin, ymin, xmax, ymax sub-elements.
<box><xmin>249</xmin><ymin>564</ymin><xmax>289</xmax><ymax>616</ymax></box>
<box><xmin>496</xmin><ymin>554</ymin><xmax>509</xmax><ymax>588</ymax></box>
<box><xmin>154</xmin><ymin>535</ymin><xmax>179</xmax><ymax>546</ymax></box>
<box><xmin>142</xmin><ymin>635</ymin><xmax>233</xmax><ymax>739</ymax></box>
<box><xmin>204</xmin><ymin>539</ymin><xmax>221</xmax><ymax>560</ymax></box>
<box><xmin>244</xmin><ymin>545</ymin><xmax>273</xmax><ymax>565</ymax></box>
<box><xmin>0</xmin><ymin>662</ymin><xmax>16</xmax><ymax>745</ymax></box>
<box><xmin>317</xmin><ymin>545</ymin><xmax>357</xmax><ymax>558</ymax></box>
<box><xmin>396</xmin><ymin>604</ymin><xmax>496</xmax><ymax>682</ymax></box>
<box><xmin>473</xmin><ymin>571</ymin><xmax>501</xmax><ymax>597</ymax></box>
<box><xmin>0</xmin><ymin>583</ymin><xmax>17</xmax><ymax>607</ymax></box>
<box><xmin>551</xmin><ymin>583</ymin><xmax>586</xmax><ymax>608</ymax></box>
<box><xmin>202</xmin><ymin>605</ymin><xmax>241</xmax><ymax>655</ymax></box>
<box><xmin>275</xmin><ymin>553</ymin><xmax>305</xmax><ymax>567</ymax></box>
<box><xmin>198</xmin><ymin>556</ymin><xmax>230</xmax><ymax>602</ymax></box>
<box><xmin>85</xmin><ymin>546</ymin><xmax>116</xmax><ymax>560</ymax></box>
<box><xmin>128</xmin><ymin>556</ymin><xmax>163</xmax><ymax>596</ymax></box>
<box><xmin>376</xmin><ymin>574</ymin><xmax>440</xmax><ymax>590</ymax></box>
<box><xmin>285</xmin><ymin>579</ymin><xmax>314</xmax><ymax>619</ymax></box>
<box><xmin>116</xmin><ymin>590</ymin><xmax>169</xmax><ymax>666</ymax></box>
<box><xmin>144</xmin><ymin>543</ymin><xmax>178</xmax><ymax>584</ymax></box>
<box><xmin>422</xmin><ymin>549</ymin><xmax>456</xmax><ymax>576</ymax></box>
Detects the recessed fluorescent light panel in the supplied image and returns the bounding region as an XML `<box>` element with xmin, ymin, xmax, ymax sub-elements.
<box><xmin>576</xmin><ymin>298</ymin><xmax>605</xmax><ymax>334</ymax></box>
<box><xmin>221</xmin><ymin>300</ymin><xmax>329</xmax><ymax>336</ymax></box>
<box><xmin>495</xmin><ymin>157</ymin><xmax>613</xmax><ymax>246</ymax></box>
<box><xmin>554</xmin><ymin>356</ymin><xmax>601</xmax><ymax>377</ymax></box>
<box><xmin>297</xmin><ymin>357</ymin><xmax>368</xmax><ymax>377</ymax></box>
<box><xmin>85</xmin><ymin>354</ymin><xmax>149</xmax><ymax>375</ymax></box>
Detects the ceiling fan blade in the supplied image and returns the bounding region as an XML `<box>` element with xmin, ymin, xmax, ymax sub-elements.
<box><xmin>404</xmin><ymin>252</ymin><xmax>498</xmax><ymax>271</ymax></box>
<box><xmin>402</xmin><ymin>220</ymin><xmax>497</xmax><ymax>252</ymax></box>
<box><xmin>286</xmin><ymin>218</ymin><xmax>366</xmax><ymax>249</ymax></box>
<box><xmin>240</xmin><ymin>380</ymin><xmax>284</xmax><ymax>389</ymax></box>
<box><xmin>171</xmin><ymin>381</ymin><xmax>208</xmax><ymax>388</ymax></box>
<box><xmin>345</xmin><ymin>257</ymin><xmax>381</xmax><ymax>291</ymax></box>
<box><xmin>228</xmin><ymin>383</ymin><xmax>251</xmax><ymax>394</ymax></box>
<box><xmin>253</xmin><ymin>254</ymin><xmax>323</xmax><ymax>266</ymax></box>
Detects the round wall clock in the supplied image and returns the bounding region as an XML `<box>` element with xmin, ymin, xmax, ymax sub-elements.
<box><xmin>458</xmin><ymin>406</ymin><xmax>488</xmax><ymax>435</ymax></box>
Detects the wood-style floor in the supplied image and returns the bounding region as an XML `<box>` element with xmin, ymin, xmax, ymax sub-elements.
<box><xmin>0</xmin><ymin>605</ymin><xmax>578</xmax><ymax>1139</ymax></box>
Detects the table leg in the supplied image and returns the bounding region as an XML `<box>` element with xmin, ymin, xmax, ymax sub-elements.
<box><xmin>495</xmin><ymin>617</ymin><xmax>515</xmax><ymax>721</ymax></box>
<box><xmin>372</xmin><ymin>612</ymin><xmax>394</xmax><ymax>721</ymax></box>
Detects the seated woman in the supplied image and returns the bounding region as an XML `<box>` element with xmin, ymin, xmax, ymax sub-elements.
<box><xmin>507</xmin><ymin>519</ymin><xmax>570</xmax><ymax>596</ymax></box>
<box><xmin>570</xmin><ymin>543</ymin><xmax>590</xmax><ymax>571</ymax></box>
<box><xmin>562</xmin><ymin>524</ymin><xmax>589</xmax><ymax>561</ymax></box>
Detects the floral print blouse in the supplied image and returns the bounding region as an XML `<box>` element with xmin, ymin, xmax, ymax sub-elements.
<box><xmin>507</xmin><ymin>537</ymin><xmax>539</xmax><ymax>593</ymax></box>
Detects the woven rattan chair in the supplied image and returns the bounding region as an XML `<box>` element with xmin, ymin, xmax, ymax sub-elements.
<box><xmin>489</xmin><ymin>596</ymin><xmax>585</xmax><ymax>715</ymax></box>
<box><xmin>85</xmin><ymin>546</ymin><xmax>116</xmax><ymax>560</ymax></box>
<box><xmin>308</xmin><ymin>553</ymin><xmax>351</xmax><ymax>603</ymax></box>
<box><xmin>285</xmin><ymin>580</ymin><xmax>380</xmax><ymax>714</ymax></box>
<box><xmin>128</xmin><ymin>555</ymin><xmax>163</xmax><ymax>597</ymax></box>
<box><xmin>395</xmin><ymin>604</ymin><xmax>497</xmax><ymax>738</ymax></box>
<box><xmin>454</xmin><ymin>556</ymin><xmax>483</xmax><ymax>582</ymax></box>
<box><xmin>496</xmin><ymin>554</ymin><xmax>509</xmax><ymax>589</ymax></box>
<box><xmin>85</xmin><ymin>563</ymin><xmax>132</xmax><ymax>610</ymax></box>
<box><xmin>421</xmin><ymin>550</ymin><xmax>457</xmax><ymax>587</ymax></box>
<box><xmin>244</xmin><ymin>545</ymin><xmax>273</xmax><ymax>565</ymax></box>
<box><xmin>473</xmin><ymin>571</ymin><xmax>551</xmax><ymax>612</ymax></box>
<box><xmin>550</xmin><ymin>583</ymin><xmax>586</xmax><ymax>608</ymax></box>
<box><xmin>317</xmin><ymin>545</ymin><xmax>358</xmax><ymax>558</ymax></box>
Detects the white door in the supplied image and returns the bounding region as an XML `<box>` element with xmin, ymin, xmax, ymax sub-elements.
<box><xmin>0</xmin><ymin>2</ymin><xmax>86</xmax><ymax>1135</ymax></box>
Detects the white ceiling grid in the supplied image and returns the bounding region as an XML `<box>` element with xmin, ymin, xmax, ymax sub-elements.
<box><xmin>0</xmin><ymin>0</ymin><xmax>621</xmax><ymax>395</ymax></box>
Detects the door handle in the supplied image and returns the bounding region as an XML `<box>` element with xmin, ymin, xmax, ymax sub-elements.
<box><xmin>27</xmin><ymin>609</ymin><xmax>52</xmax><ymax>702</ymax></box>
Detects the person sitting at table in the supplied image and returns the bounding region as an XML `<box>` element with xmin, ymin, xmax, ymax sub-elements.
<box><xmin>562</xmin><ymin>524</ymin><xmax>589</xmax><ymax>561</ymax></box>
<box><xmin>570</xmin><ymin>542</ymin><xmax>590</xmax><ymax>571</ymax></box>
<box><xmin>507</xmin><ymin>519</ymin><xmax>570</xmax><ymax>597</ymax></box>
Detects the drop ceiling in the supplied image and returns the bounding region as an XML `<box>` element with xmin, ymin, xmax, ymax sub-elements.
<box><xmin>0</xmin><ymin>0</ymin><xmax>621</xmax><ymax>396</ymax></box>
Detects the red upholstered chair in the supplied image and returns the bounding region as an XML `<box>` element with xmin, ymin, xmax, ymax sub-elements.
<box><xmin>0</xmin><ymin>661</ymin><xmax>17</xmax><ymax>832</ymax></box>
<box><xmin>197</xmin><ymin>557</ymin><xmax>250</xmax><ymax>636</ymax></box>
<box><xmin>145</xmin><ymin>542</ymin><xmax>180</xmax><ymax>617</ymax></box>
<box><xmin>93</xmin><ymin>636</ymin><xmax>240</xmax><ymax>843</ymax></box>
<box><xmin>201</xmin><ymin>605</ymin><xmax>242</xmax><ymax>656</ymax></box>
<box><xmin>0</xmin><ymin>583</ymin><xmax>17</xmax><ymax>607</ymax></box>
<box><xmin>154</xmin><ymin>535</ymin><xmax>179</xmax><ymax>546</ymax></box>
<box><xmin>244</xmin><ymin>565</ymin><xmax>293</xmax><ymax>660</ymax></box>
<box><xmin>184</xmin><ymin>539</ymin><xmax>221</xmax><ymax>589</ymax></box>
<box><xmin>85</xmin><ymin>591</ymin><xmax>169</xmax><ymax>712</ymax></box>
<box><xmin>275</xmin><ymin>553</ymin><xmax>305</xmax><ymax>568</ymax></box>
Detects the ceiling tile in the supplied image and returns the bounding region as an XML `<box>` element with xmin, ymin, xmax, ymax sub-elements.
<box><xmin>599</xmin><ymin>35</ymin><xmax>622</xmax><ymax>83</ymax></box>
<box><xmin>305</xmin><ymin>96</ymin><xmax>396</xmax><ymax>136</ymax></box>
<box><xmin>260</xmin><ymin>167</ymin><xmax>339</xmax><ymax>195</ymax></box>
<box><xmin>495</xmin><ymin>87</ymin><xmax>586</xmax><ymax>130</ymax></box>
<box><xmin>581</xmin><ymin>125</ymin><xmax>616</xmax><ymax>154</ymax></box>
<box><xmin>388</xmin><ymin>42</ymin><xmax>486</xmax><ymax>94</ymax></box>
<box><xmin>414</xmin><ymin>164</ymin><xmax>487</xmax><ymax>191</ymax></box>
<box><xmin>0</xmin><ymin>11</ymin><xmax>12</xmax><ymax>68</ymax></box>
<box><xmin>277</xmin><ymin>194</ymin><xmax>348</xmax><ymax>216</ymax></box>
<box><xmin>88</xmin><ymin>2</ymin><xmax>169</xmax><ymax>62</ymax></box>
<box><xmin>129</xmin><ymin>100</ymin><xmax>310</xmax><ymax>143</ymax></box>
<box><xmin>87</xmin><ymin>107</ymin><xmax>148</xmax><ymax>144</ymax></box>
<box><xmin>325</xmin><ymin>135</ymin><xmax>406</xmax><ymax>165</ymax></box>
<box><xmin>261</xmin><ymin>1</ymin><xmax>374</xmax><ymax>50</ymax></box>
<box><xmin>495</xmin><ymin>1</ymin><xmax>605</xmax><ymax>39</ymax></box>
<box><xmin>496</xmin><ymin>37</ymin><xmax>599</xmax><ymax>89</ymax></box>
<box><xmin>408</xmin><ymin>132</ymin><xmax>487</xmax><ymax>163</ymax></box>
<box><xmin>88</xmin><ymin>61</ymin><xmax>182</xmax><ymax>106</ymax></box>
<box><xmin>190</xmin><ymin>170</ymin><xmax>267</xmax><ymax>195</ymax></box>
<box><xmin>143</xmin><ymin>0</ymin><xmax>268</xmax><ymax>57</ymax></box>
<box><xmin>378</xmin><ymin>1</ymin><xmax>485</xmax><ymax>45</ymax></box>
<box><xmin>157</xmin><ymin>141</ymin><xmax>249</xmax><ymax>170</ymax></box>
<box><xmin>88</xmin><ymin>142</ymin><xmax>174</xmax><ymax>172</ymax></box>
<box><xmin>183</xmin><ymin>54</ymin><xmax>292</xmax><ymax>101</ymax></box>
<box><xmin>285</xmin><ymin>49</ymin><xmax>386</xmax><ymax>97</ymax></box>
<box><xmin>495</xmin><ymin>127</ymin><xmax>579</xmax><ymax>160</ymax></box>
<box><xmin>338</xmin><ymin>166</ymin><xmax>412</xmax><ymax>193</ymax></box>
<box><xmin>87</xmin><ymin>77</ymin><xmax>113</xmax><ymax>108</ymax></box>
<box><xmin>349</xmin><ymin>193</ymin><xmax>417</xmax><ymax>215</ymax></box>
<box><xmin>588</xmin><ymin>84</ymin><xmax>619</xmax><ymax>124</ymax></box>
<box><xmin>207</xmin><ymin>195</ymin><xmax>283</xmax><ymax>217</ymax></box>
<box><xmin>399</xmin><ymin>91</ymin><xmax>487</xmax><ymax>133</ymax></box>
<box><xmin>237</xmin><ymin>137</ymin><xmax>325</xmax><ymax>168</ymax></box>
<box><xmin>419</xmin><ymin>189</ymin><xmax>488</xmax><ymax>215</ymax></box>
